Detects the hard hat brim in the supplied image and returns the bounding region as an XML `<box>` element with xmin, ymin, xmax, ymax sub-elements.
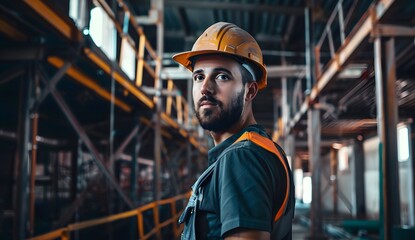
<box><xmin>172</xmin><ymin>50</ymin><xmax>267</xmax><ymax>90</ymax></box>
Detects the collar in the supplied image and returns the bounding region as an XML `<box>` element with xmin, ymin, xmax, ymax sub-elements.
<box><xmin>207</xmin><ymin>124</ymin><xmax>267</xmax><ymax>165</ymax></box>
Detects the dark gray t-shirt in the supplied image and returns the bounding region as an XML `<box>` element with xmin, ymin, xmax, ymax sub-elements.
<box><xmin>196</xmin><ymin>125</ymin><xmax>287</xmax><ymax>239</ymax></box>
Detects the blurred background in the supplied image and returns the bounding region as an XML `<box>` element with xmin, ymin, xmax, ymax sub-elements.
<box><xmin>0</xmin><ymin>0</ymin><xmax>415</xmax><ymax>239</ymax></box>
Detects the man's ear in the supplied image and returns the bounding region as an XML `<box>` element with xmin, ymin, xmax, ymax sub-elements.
<box><xmin>245</xmin><ymin>81</ymin><xmax>258</xmax><ymax>101</ymax></box>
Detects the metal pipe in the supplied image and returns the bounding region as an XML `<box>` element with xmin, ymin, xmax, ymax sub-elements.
<box><xmin>337</xmin><ymin>0</ymin><xmax>346</xmax><ymax>44</ymax></box>
<box><xmin>307</xmin><ymin>106</ymin><xmax>326</xmax><ymax>239</ymax></box>
<box><xmin>330</xmin><ymin>148</ymin><xmax>338</xmax><ymax>214</ymax></box>
<box><xmin>353</xmin><ymin>138</ymin><xmax>367</xmax><ymax>218</ymax></box>
<box><xmin>14</xmin><ymin>66</ymin><xmax>33</xmax><ymax>240</ymax></box>
<box><xmin>29</xmin><ymin>112</ymin><xmax>38</xmax><ymax>237</ymax></box>
<box><xmin>29</xmin><ymin>68</ymin><xmax>41</xmax><ymax>237</ymax></box>
<box><xmin>153</xmin><ymin>0</ymin><xmax>164</xmax><ymax>207</ymax></box>
<box><xmin>374</xmin><ymin>37</ymin><xmax>401</xmax><ymax>240</ymax></box>
<box><xmin>131</xmin><ymin>121</ymin><xmax>141</xmax><ymax>204</ymax></box>
<box><xmin>304</xmin><ymin>6</ymin><xmax>313</xmax><ymax>95</ymax></box>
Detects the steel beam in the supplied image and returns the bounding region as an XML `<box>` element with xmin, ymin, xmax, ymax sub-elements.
<box><xmin>372</xmin><ymin>24</ymin><xmax>415</xmax><ymax>38</ymax></box>
<box><xmin>35</xmin><ymin>62</ymin><xmax>71</xmax><ymax>109</ymax></box>
<box><xmin>374</xmin><ymin>37</ymin><xmax>401</xmax><ymax>240</ymax></box>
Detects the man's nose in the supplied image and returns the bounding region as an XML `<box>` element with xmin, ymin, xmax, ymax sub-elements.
<box><xmin>200</xmin><ymin>79</ymin><xmax>215</xmax><ymax>96</ymax></box>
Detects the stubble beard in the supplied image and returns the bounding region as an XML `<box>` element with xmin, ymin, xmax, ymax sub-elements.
<box><xmin>195</xmin><ymin>89</ymin><xmax>244</xmax><ymax>132</ymax></box>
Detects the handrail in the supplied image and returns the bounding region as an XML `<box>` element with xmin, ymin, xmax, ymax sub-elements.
<box><xmin>28</xmin><ymin>192</ymin><xmax>191</xmax><ymax>240</ymax></box>
<box><xmin>315</xmin><ymin>0</ymin><xmax>346</xmax><ymax>77</ymax></box>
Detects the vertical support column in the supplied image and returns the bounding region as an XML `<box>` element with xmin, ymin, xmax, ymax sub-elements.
<box><xmin>280</xmin><ymin>41</ymin><xmax>289</xmax><ymax>146</ymax></box>
<box><xmin>29</xmin><ymin>70</ymin><xmax>40</xmax><ymax>237</ymax></box>
<box><xmin>330</xmin><ymin>148</ymin><xmax>338</xmax><ymax>214</ymax></box>
<box><xmin>353</xmin><ymin>137</ymin><xmax>366</xmax><ymax>218</ymax></box>
<box><xmin>153</xmin><ymin>1</ymin><xmax>164</xmax><ymax>238</ymax></box>
<box><xmin>130</xmin><ymin>125</ymin><xmax>140</xmax><ymax>240</ymax></box>
<box><xmin>307</xmin><ymin>106</ymin><xmax>326</xmax><ymax>240</ymax></box>
<box><xmin>186</xmin><ymin>73</ymin><xmax>194</xmax><ymax>188</ymax></box>
<box><xmin>285</xmin><ymin>135</ymin><xmax>295</xmax><ymax>168</ymax></box>
<box><xmin>70</xmin><ymin>144</ymin><xmax>79</xmax><ymax>203</ymax></box>
<box><xmin>131</xmin><ymin>122</ymin><xmax>141</xmax><ymax>204</ymax></box>
<box><xmin>153</xmin><ymin>0</ymin><xmax>164</xmax><ymax>204</ymax></box>
<box><xmin>374</xmin><ymin>37</ymin><xmax>401</xmax><ymax>240</ymax></box>
<box><xmin>13</xmin><ymin>66</ymin><xmax>33</xmax><ymax>240</ymax></box>
<box><xmin>408</xmin><ymin>124</ymin><xmax>415</xmax><ymax>225</ymax></box>
<box><xmin>304</xmin><ymin>6</ymin><xmax>314</xmax><ymax>94</ymax></box>
<box><xmin>188</xmin><ymin>139</ymin><xmax>195</xmax><ymax>188</ymax></box>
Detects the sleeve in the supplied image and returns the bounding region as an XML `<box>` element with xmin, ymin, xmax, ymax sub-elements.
<box><xmin>218</xmin><ymin>143</ymin><xmax>279</xmax><ymax>237</ymax></box>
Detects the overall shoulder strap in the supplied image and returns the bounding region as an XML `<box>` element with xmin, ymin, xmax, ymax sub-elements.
<box><xmin>192</xmin><ymin>159</ymin><xmax>219</xmax><ymax>192</ymax></box>
<box><xmin>234</xmin><ymin>131</ymin><xmax>290</xmax><ymax>222</ymax></box>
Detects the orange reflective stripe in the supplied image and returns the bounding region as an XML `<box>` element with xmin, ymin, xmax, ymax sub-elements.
<box><xmin>234</xmin><ymin>132</ymin><xmax>290</xmax><ymax>222</ymax></box>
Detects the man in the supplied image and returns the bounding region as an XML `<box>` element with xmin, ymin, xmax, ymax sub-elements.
<box><xmin>173</xmin><ymin>22</ymin><xmax>294</xmax><ymax>240</ymax></box>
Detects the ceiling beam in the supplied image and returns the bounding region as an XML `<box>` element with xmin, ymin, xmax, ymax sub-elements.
<box><xmin>165</xmin><ymin>0</ymin><xmax>304</xmax><ymax>15</ymax></box>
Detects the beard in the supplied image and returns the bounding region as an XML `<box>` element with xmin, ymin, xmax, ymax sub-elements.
<box><xmin>195</xmin><ymin>89</ymin><xmax>244</xmax><ymax>132</ymax></box>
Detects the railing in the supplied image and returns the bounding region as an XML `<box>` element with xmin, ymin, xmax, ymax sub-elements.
<box><xmin>314</xmin><ymin>0</ymin><xmax>346</xmax><ymax>78</ymax></box>
<box><xmin>29</xmin><ymin>192</ymin><xmax>191</xmax><ymax>240</ymax></box>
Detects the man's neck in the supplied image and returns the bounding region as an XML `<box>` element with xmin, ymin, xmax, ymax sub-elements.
<box><xmin>210</xmin><ymin>115</ymin><xmax>257</xmax><ymax>145</ymax></box>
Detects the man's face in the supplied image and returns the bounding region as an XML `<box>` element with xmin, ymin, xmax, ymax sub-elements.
<box><xmin>192</xmin><ymin>55</ymin><xmax>246</xmax><ymax>132</ymax></box>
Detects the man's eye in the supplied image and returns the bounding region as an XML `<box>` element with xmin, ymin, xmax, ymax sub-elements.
<box><xmin>216</xmin><ymin>74</ymin><xmax>230</xmax><ymax>81</ymax></box>
<box><xmin>193</xmin><ymin>74</ymin><xmax>204</xmax><ymax>82</ymax></box>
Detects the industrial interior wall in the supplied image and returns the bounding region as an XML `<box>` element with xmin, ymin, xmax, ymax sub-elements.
<box><xmin>363</xmin><ymin>135</ymin><xmax>415</xmax><ymax>224</ymax></box>
<box><xmin>337</xmin><ymin>146</ymin><xmax>354</xmax><ymax>215</ymax></box>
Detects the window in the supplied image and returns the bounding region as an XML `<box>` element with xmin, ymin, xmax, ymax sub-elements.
<box><xmin>338</xmin><ymin>146</ymin><xmax>349</xmax><ymax>171</ymax></box>
<box><xmin>398</xmin><ymin>125</ymin><xmax>410</xmax><ymax>162</ymax></box>
<box><xmin>303</xmin><ymin>175</ymin><xmax>312</xmax><ymax>204</ymax></box>
<box><xmin>89</xmin><ymin>7</ymin><xmax>116</xmax><ymax>61</ymax></box>
<box><xmin>120</xmin><ymin>38</ymin><xmax>136</xmax><ymax>80</ymax></box>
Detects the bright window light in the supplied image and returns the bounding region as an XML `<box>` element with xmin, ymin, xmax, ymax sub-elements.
<box><xmin>303</xmin><ymin>176</ymin><xmax>312</xmax><ymax>204</ymax></box>
<box><xmin>120</xmin><ymin>39</ymin><xmax>136</xmax><ymax>80</ymax></box>
<box><xmin>69</xmin><ymin>0</ymin><xmax>88</xmax><ymax>29</ymax></box>
<box><xmin>89</xmin><ymin>7</ymin><xmax>116</xmax><ymax>60</ymax></box>
<box><xmin>338</xmin><ymin>146</ymin><xmax>349</xmax><ymax>171</ymax></box>
<box><xmin>90</xmin><ymin>8</ymin><xmax>103</xmax><ymax>47</ymax></box>
<box><xmin>294</xmin><ymin>169</ymin><xmax>303</xmax><ymax>200</ymax></box>
<box><xmin>398</xmin><ymin>126</ymin><xmax>409</xmax><ymax>162</ymax></box>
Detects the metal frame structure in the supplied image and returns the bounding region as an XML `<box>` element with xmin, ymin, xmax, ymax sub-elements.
<box><xmin>0</xmin><ymin>0</ymin><xmax>208</xmax><ymax>239</ymax></box>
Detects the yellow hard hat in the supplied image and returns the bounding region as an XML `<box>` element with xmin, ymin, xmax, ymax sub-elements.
<box><xmin>173</xmin><ymin>22</ymin><xmax>267</xmax><ymax>90</ymax></box>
